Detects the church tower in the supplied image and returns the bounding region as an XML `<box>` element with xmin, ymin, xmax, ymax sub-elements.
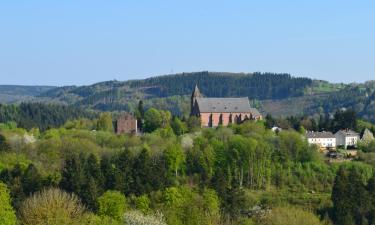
<box><xmin>191</xmin><ymin>84</ymin><xmax>202</xmax><ymax>116</ymax></box>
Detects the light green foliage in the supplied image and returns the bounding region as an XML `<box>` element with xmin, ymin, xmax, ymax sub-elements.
<box><xmin>144</xmin><ymin>108</ymin><xmax>163</xmax><ymax>132</ymax></box>
<box><xmin>278</xmin><ymin>131</ymin><xmax>317</xmax><ymax>163</ymax></box>
<box><xmin>65</xmin><ymin>118</ymin><xmax>97</xmax><ymax>130</ymax></box>
<box><xmin>97</xmin><ymin>191</ymin><xmax>127</xmax><ymax>221</ymax></box>
<box><xmin>0</xmin><ymin>121</ymin><xmax>17</xmax><ymax>130</ymax></box>
<box><xmin>124</xmin><ymin>211</ymin><xmax>167</xmax><ymax>225</ymax></box>
<box><xmin>143</xmin><ymin>108</ymin><xmax>171</xmax><ymax>133</ymax></box>
<box><xmin>162</xmin><ymin>187</ymin><xmax>221</xmax><ymax>225</ymax></box>
<box><xmin>162</xmin><ymin>187</ymin><xmax>186</xmax><ymax>207</ymax></box>
<box><xmin>171</xmin><ymin>117</ymin><xmax>187</xmax><ymax>136</ymax></box>
<box><xmin>134</xmin><ymin>195</ymin><xmax>151</xmax><ymax>214</ymax></box>
<box><xmin>19</xmin><ymin>188</ymin><xmax>86</xmax><ymax>225</ymax></box>
<box><xmin>95</xmin><ymin>131</ymin><xmax>126</xmax><ymax>148</ymax></box>
<box><xmin>81</xmin><ymin>213</ymin><xmax>123</xmax><ymax>225</ymax></box>
<box><xmin>97</xmin><ymin>112</ymin><xmax>114</xmax><ymax>132</ymax></box>
<box><xmin>164</xmin><ymin>144</ymin><xmax>185</xmax><ymax>180</ymax></box>
<box><xmin>259</xmin><ymin>206</ymin><xmax>323</xmax><ymax>225</ymax></box>
<box><xmin>0</xmin><ymin>152</ymin><xmax>31</xmax><ymax>172</ymax></box>
<box><xmin>0</xmin><ymin>182</ymin><xmax>17</xmax><ymax>225</ymax></box>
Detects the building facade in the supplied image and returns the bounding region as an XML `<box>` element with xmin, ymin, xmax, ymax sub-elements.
<box><xmin>116</xmin><ymin>113</ymin><xmax>137</xmax><ymax>135</ymax></box>
<box><xmin>190</xmin><ymin>85</ymin><xmax>262</xmax><ymax>127</ymax></box>
<box><xmin>306</xmin><ymin>131</ymin><xmax>336</xmax><ymax>150</ymax></box>
<box><xmin>335</xmin><ymin>129</ymin><xmax>360</xmax><ymax>149</ymax></box>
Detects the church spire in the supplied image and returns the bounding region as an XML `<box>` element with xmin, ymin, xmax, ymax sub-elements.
<box><xmin>191</xmin><ymin>84</ymin><xmax>202</xmax><ymax>99</ymax></box>
<box><xmin>191</xmin><ymin>84</ymin><xmax>202</xmax><ymax>116</ymax></box>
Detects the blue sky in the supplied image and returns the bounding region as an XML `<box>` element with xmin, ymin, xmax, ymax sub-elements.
<box><xmin>0</xmin><ymin>1</ymin><xmax>374</xmax><ymax>86</ymax></box>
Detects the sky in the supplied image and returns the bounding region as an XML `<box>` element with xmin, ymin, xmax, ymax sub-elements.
<box><xmin>0</xmin><ymin>0</ymin><xmax>374</xmax><ymax>86</ymax></box>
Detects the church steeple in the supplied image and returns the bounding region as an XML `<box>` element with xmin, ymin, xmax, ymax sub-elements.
<box><xmin>191</xmin><ymin>84</ymin><xmax>202</xmax><ymax>99</ymax></box>
<box><xmin>191</xmin><ymin>84</ymin><xmax>202</xmax><ymax>116</ymax></box>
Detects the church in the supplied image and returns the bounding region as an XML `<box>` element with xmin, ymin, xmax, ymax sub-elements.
<box><xmin>190</xmin><ymin>85</ymin><xmax>262</xmax><ymax>127</ymax></box>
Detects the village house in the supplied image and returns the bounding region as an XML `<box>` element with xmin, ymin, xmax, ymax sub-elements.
<box><xmin>334</xmin><ymin>129</ymin><xmax>360</xmax><ymax>149</ymax></box>
<box><xmin>116</xmin><ymin>113</ymin><xmax>138</xmax><ymax>135</ymax></box>
<box><xmin>190</xmin><ymin>85</ymin><xmax>262</xmax><ymax>127</ymax></box>
<box><xmin>306</xmin><ymin>131</ymin><xmax>336</xmax><ymax>150</ymax></box>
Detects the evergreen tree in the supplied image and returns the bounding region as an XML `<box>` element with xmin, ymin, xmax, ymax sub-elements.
<box><xmin>138</xmin><ymin>100</ymin><xmax>144</xmax><ymax>118</ymax></box>
<box><xmin>100</xmin><ymin>155</ymin><xmax>116</xmax><ymax>190</ymax></box>
<box><xmin>0</xmin><ymin>133</ymin><xmax>11</xmax><ymax>152</ymax></box>
<box><xmin>60</xmin><ymin>154</ymin><xmax>84</xmax><ymax>194</ymax></box>
<box><xmin>133</xmin><ymin>146</ymin><xmax>153</xmax><ymax>195</ymax></box>
<box><xmin>21</xmin><ymin>164</ymin><xmax>42</xmax><ymax>196</ymax></box>
<box><xmin>114</xmin><ymin>149</ymin><xmax>134</xmax><ymax>194</ymax></box>
<box><xmin>332</xmin><ymin>167</ymin><xmax>355</xmax><ymax>225</ymax></box>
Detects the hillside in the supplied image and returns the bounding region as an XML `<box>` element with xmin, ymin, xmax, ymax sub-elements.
<box><xmin>36</xmin><ymin>72</ymin><xmax>314</xmax><ymax>114</ymax></box>
<box><xmin>2</xmin><ymin>72</ymin><xmax>375</xmax><ymax>122</ymax></box>
<box><xmin>0</xmin><ymin>85</ymin><xmax>55</xmax><ymax>103</ymax></box>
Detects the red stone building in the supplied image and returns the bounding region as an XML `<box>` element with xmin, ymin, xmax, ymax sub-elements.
<box><xmin>190</xmin><ymin>85</ymin><xmax>262</xmax><ymax>127</ymax></box>
<box><xmin>116</xmin><ymin>113</ymin><xmax>138</xmax><ymax>134</ymax></box>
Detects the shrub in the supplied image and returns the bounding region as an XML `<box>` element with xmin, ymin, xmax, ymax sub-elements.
<box><xmin>260</xmin><ymin>205</ymin><xmax>323</xmax><ymax>225</ymax></box>
<box><xmin>97</xmin><ymin>190</ymin><xmax>127</xmax><ymax>221</ymax></box>
<box><xmin>124</xmin><ymin>211</ymin><xmax>166</xmax><ymax>225</ymax></box>
<box><xmin>19</xmin><ymin>188</ymin><xmax>85</xmax><ymax>225</ymax></box>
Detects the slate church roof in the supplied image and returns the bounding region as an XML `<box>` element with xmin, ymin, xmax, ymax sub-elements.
<box><xmin>196</xmin><ymin>98</ymin><xmax>252</xmax><ymax>113</ymax></box>
<box><xmin>306</xmin><ymin>131</ymin><xmax>335</xmax><ymax>139</ymax></box>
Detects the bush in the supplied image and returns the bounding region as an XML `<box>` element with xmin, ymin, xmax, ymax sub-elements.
<box><xmin>124</xmin><ymin>211</ymin><xmax>167</xmax><ymax>225</ymax></box>
<box><xmin>259</xmin><ymin>205</ymin><xmax>323</xmax><ymax>225</ymax></box>
<box><xmin>19</xmin><ymin>188</ymin><xmax>85</xmax><ymax>225</ymax></box>
<box><xmin>97</xmin><ymin>191</ymin><xmax>127</xmax><ymax>221</ymax></box>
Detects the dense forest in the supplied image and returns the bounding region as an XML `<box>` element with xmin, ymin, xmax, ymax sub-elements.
<box><xmin>128</xmin><ymin>72</ymin><xmax>313</xmax><ymax>99</ymax></box>
<box><xmin>2</xmin><ymin>105</ymin><xmax>375</xmax><ymax>224</ymax></box>
<box><xmin>0</xmin><ymin>103</ymin><xmax>96</xmax><ymax>131</ymax></box>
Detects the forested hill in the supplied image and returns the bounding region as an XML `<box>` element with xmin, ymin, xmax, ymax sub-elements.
<box><xmin>0</xmin><ymin>85</ymin><xmax>55</xmax><ymax>103</ymax></box>
<box><xmin>33</xmin><ymin>72</ymin><xmax>314</xmax><ymax>113</ymax></box>
<box><xmin>128</xmin><ymin>72</ymin><xmax>313</xmax><ymax>99</ymax></box>
<box><xmin>2</xmin><ymin>72</ymin><xmax>375</xmax><ymax>122</ymax></box>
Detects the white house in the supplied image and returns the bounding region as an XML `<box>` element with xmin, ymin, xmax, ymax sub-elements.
<box><xmin>306</xmin><ymin>131</ymin><xmax>336</xmax><ymax>150</ymax></box>
<box><xmin>335</xmin><ymin>129</ymin><xmax>360</xmax><ymax>149</ymax></box>
<box><xmin>271</xmin><ymin>126</ymin><xmax>282</xmax><ymax>132</ymax></box>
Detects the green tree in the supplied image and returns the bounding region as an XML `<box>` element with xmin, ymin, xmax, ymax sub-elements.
<box><xmin>97</xmin><ymin>112</ymin><xmax>114</xmax><ymax>132</ymax></box>
<box><xmin>22</xmin><ymin>164</ymin><xmax>42</xmax><ymax>196</ymax></box>
<box><xmin>144</xmin><ymin>108</ymin><xmax>163</xmax><ymax>132</ymax></box>
<box><xmin>171</xmin><ymin>116</ymin><xmax>188</xmax><ymax>136</ymax></box>
<box><xmin>0</xmin><ymin>182</ymin><xmax>17</xmax><ymax>225</ymax></box>
<box><xmin>134</xmin><ymin>195</ymin><xmax>151</xmax><ymax>214</ymax></box>
<box><xmin>332</xmin><ymin>167</ymin><xmax>355</xmax><ymax>225</ymax></box>
<box><xmin>97</xmin><ymin>191</ymin><xmax>127</xmax><ymax>221</ymax></box>
<box><xmin>331</xmin><ymin>109</ymin><xmax>357</xmax><ymax>132</ymax></box>
<box><xmin>187</xmin><ymin>116</ymin><xmax>201</xmax><ymax>131</ymax></box>
<box><xmin>164</xmin><ymin>144</ymin><xmax>185</xmax><ymax>181</ymax></box>
<box><xmin>0</xmin><ymin>133</ymin><xmax>11</xmax><ymax>152</ymax></box>
<box><xmin>133</xmin><ymin>146</ymin><xmax>153</xmax><ymax>195</ymax></box>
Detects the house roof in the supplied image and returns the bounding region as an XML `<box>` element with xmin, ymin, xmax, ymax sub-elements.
<box><xmin>335</xmin><ymin>129</ymin><xmax>359</xmax><ymax>137</ymax></box>
<box><xmin>306</xmin><ymin>131</ymin><xmax>335</xmax><ymax>139</ymax></box>
<box><xmin>196</xmin><ymin>97</ymin><xmax>259</xmax><ymax>114</ymax></box>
